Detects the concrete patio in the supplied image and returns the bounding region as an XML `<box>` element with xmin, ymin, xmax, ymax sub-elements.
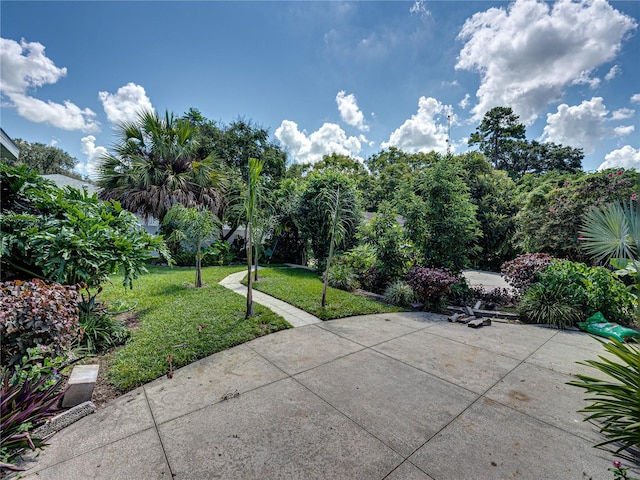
<box><xmin>16</xmin><ymin>311</ymin><xmax>639</xmax><ymax>479</ymax></box>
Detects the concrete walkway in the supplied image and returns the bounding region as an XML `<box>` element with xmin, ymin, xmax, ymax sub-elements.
<box><xmin>218</xmin><ymin>270</ymin><xmax>322</xmax><ymax>327</ymax></box>
<box><xmin>16</xmin><ymin>311</ymin><xmax>639</xmax><ymax>479</ymax></box>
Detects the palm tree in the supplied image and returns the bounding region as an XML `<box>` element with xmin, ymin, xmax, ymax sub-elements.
<box><xmin>320</xmin><ymin>185</ymin><xmax>355</xmax><ymax>307</ymax></box>
<box><xmin>580</xmin><ymin>199</ymin><xmax>640</xmax><ymax>319</ymax></box>
<box><xmin>97</xmin><ymin>110</ymin><xmax>226</xmax><ymax>222</ymax></box>
<box><xmin>164</xmin><ymin>204</ymin><xmax>221</xmax><ymax>287</ymax></box>
<box><xmin>245</xmin><ymin>157</ymin><xmax>264</xmax><ymax>318</ymax></box>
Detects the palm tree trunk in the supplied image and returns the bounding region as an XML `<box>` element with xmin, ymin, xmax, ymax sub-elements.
<box><xmin>195</xmin><ymin>243</ymin><xmax>203</xmax><ymax>288</ymax></box>
<box><xmin>246</xmin><ymin>225</ymin><xmax>254</xmax><ymax>318</ymax></box>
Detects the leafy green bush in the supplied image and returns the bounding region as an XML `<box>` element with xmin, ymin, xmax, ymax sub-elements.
<box><xmin>0</xmin><ymin>280</ymin><xmax>82</xmax><ymax>366</ymax></box>
<box><xmin>340</xmin><ymin>244</ymin><xmax>378</xmax><ymax>277</ymax></box>
<box><xmin>327</xmin><ymin>263</ymin><xmax>359</xmax><ymax>292</ymax></box>
<box><xmin>536</xmin><ymin>261</ymin><xmax>634</xmax><ymax>325</ymax></box>
<box><xmin>384</xmin><ymin>280</ymin><xmax>416</xmax><ymax>307</ymax></box>
<box><xmin>359</xmin><ymin>202</ymin><xmax>414</xmax><ymax>281</ymax></box>
<box><xmin>360</xmin><ymin>266</ymin><xmax>389</xmax><ymax>294</ymax></box>
<box><xmin>568</xmin><ymin>339</ymin><xmax>640</xmax><ymax>453</ymax></box>
<box><xmin>517</xmin><ymin>283</ymin><xmax>581</xmax><ymax>329</ymax></box>
<box><xmin>501</xmin><ymin>253</ymin><xmax>555</xmax><ymax>293</ymax></box>
<box><xmin>405</xmin><ymin>267</ymin><xmax>462</xmax><ymax>311</ymax></box>
<box><xmin>402</xmin><ymin>160</ymin><xmax>481</xmax><ymax>271</ymax></box>
<box><xmin>0</xmin><ymin>164</ymin><xmax>168</xmax><ymax>288</ymax></box>
<box><xmin>0</xmin><ymin>369</ymin><xmax>65</xmax><ymax>471</ymax></box>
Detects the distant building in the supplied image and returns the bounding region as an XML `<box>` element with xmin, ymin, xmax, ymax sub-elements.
<box><xmin>43</xmin><ymin>174</ymin><xmax>160</xmax><ymax>235</ymax></box>
<box><xmin>42</xmin><ymin>174</ymin><xmax>100</xmax><ymax>195</ymax></box>
<box><xmin>1</xmin><ymin>128</ymin><xmax>20</xmax><ymax>163</ymax></box>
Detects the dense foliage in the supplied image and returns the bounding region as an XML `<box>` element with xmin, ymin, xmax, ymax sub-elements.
<box><xmin>1</xmin><ymin>164</ymin><xmax>167</xmax><ymax>288</ymax></box>
<box><xmin>294</xmin><ymin>170</ymin><xmax>361</xmax><ymax>263</ymax></box>
<box><xmin>0</xmin><ymin>280</ymin><xmax>82</xmax><ymax>366</ymax></box>
<box><xmin>516</xmin><ymin>169</ymin><xmax>639</xmax><ymax>261</ymax></box>
<box><xmin>402</xmin><ymin>160</ymin><xmax>481</xmax><ymax>271</ymax></box>
<box><xmin>532</xmin><ymin>260</ymin><xmax>635</xmax><ymax>326</ymax></box>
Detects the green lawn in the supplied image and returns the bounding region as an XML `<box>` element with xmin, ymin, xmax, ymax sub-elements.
<box><xmin>247</xmin><ymin>267</ymin><xmax>403</xmax><ymax>320</ymax></box>
<box><xmin>100</xmin><ymin>265</ymin><xmax>290</xmax><ymax>390</ymax></box>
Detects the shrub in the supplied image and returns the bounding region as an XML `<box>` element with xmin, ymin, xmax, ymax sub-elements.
<box><xmin>0</xmin><ymin>369</ymin><xmax>65</xmax><ymax>471</ymax></box>
<box><xmin>0</xmin><ymin>280</ymin><xmax>82</xmax><ymax>366</ymax></box>
<box><xmin>405</xmin><ymin>267</ymin><xmax>462</xmax><ymax>311</ymax></box>
<box><xmin>537</xmin><ymin>261</ymin><xmax>634</xmax><ymax>325</ymax></box>
<box><xmin>402</xmin><ymin>160</ymin><xmax>481</xmax><ymax>271</ymax></box>
<box><xmin>517</xmin><ymin>283</ymin><xmax>582</xmax><ymax>329</ymax></box>
<box><xmin>359</xmin><ymin>202</ymin><xmax>414</xmax><ymax>281</ymax></box>
<box><xmin>501</xmin><ymin>253</ymin><xmax>555</xmax><ymax>293</ymax></box>
<box><xmin>360</xmin><ymin>266</ymin><xmax>389</xmax><ymax>294</ymax></box>
<box><xmin>340</xmin><ymin>244</ymin><xmax>378</xmax><ymax>277</ymax></box>
<box><xmin>327</xmin><ymin>263</ymin><xmax>360</xmax><ymax>292</ymax></box>
<box><xmin>384</xmin><ymin>280</ymin><xmax>416</xmax><ymax>307</ymax></box>
<box><xmin>568</xmin><ymin>339</ymin><xmax>640</xmax><ymax>453</ymax></box>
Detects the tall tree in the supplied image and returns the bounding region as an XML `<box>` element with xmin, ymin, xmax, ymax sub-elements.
<box><xmin>402</xmin><ymin>160</ymin><xmax>481</xmax><ymax>271</ymax></box>
<box><xmin>97</xmin><ymin>110</ymin><xmax>226</xmax><ymax>222</ymax></box>
<box><xmin>12</xmin><ymin>139</ymin><xmax>79</xmax><ymax>176</ymax></box>
<box><xmin>468</xmin><ymin>107</ymin><xmax>526</xmax><ymax>170</ymax></box>
<box><xmin>511</xmin><ymin>140</ymin><xmax>583</xmax><ymax>177</ymax></box>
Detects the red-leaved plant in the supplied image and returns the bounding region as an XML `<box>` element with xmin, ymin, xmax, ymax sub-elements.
<box><xmin>0</xmin><ymin>370</ymin><xmax>65</xmax><ymax>471</ymax></box>
<box><xmin>0</xmin><ymin>279</ymin><xmax>82</xmax><ymax>366</ymax></box>
<box><xmin>500</xmin><ymin>253</ymin><xmax>555</xmax><ymax>293</ymax></box>
<box><xmin>405</xmin><ymin>267</ymin><xmax>462</xmax><ymax>311</ymax></box>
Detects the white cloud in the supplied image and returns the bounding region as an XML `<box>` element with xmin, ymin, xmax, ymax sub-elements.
<box><xmin>410</xmin><ymin>1</ymin><xmax>431</xmax><ymax>19</ymax></box>
<box><xmin>10</xmin><ymin>93</ymin><xmax>99</xmax><ymax>132</ymax></box>
<box><xmin>275</xmin><ymin>120</ymin><xmax>362</xmax><ymax>164</ymax></box>
<box><xmin>0</xmin><ymin>38</ymin><xmax>66</xmax><ymax>94</ymax></box>
<box><xmin>542</xmin><ymin>97</ymin><xmax>633</xmax><ymax>153</ymax></box>
<box><xmin>78</xmin><ymin>135</ymin><xmax>108</xmax><ymax>179</ymax></box>
<box><xmin>335</xmin><ymin>90</ymin><xmax>368</xmax><ymax>131</ymax></box>
<box><xmin>459</xmin><ymin>93</ymin><xmax>471</xmax><ymax>110</ymax></box>
<box><xmin>631</xmin><ymin>94</ymin><xmax>640</xmax><ymax>104</ymax></box>
<box><xmin>611</xmin><ymin>108</ymin><xmax>635</xmax><ymax>120</ymax></box>
<box><xmin>381</xmin><ymin>96</ymin><xmax>450</xmax><ymax>153</ymax></box>
<box><xmin>98</xmin><ymin>83</ymin><xmax>154</xmax><ymax>125</ymax></box>
<box><xmin>614</xmin><ymin>125</ymin><xmax>635</xmax><ymax>136</ymax></box>
<box><xmin>598</xmin><ymin>145</ymin><xmax>640</xmax><ymax>171</ymax></box>
<box><xmin>604</xmin><ymin>65</ymin><xmax>621</xmax><ymax>81</ymax></box>
<box><xmin>0</xmin><ymin>37</ymin><xmax>99</xmax><ymax>132</ymax></box>
<box><xmin>456</xmin><ymin>0</ymin><xmax>637</xmax><ymax>123</ymax></box>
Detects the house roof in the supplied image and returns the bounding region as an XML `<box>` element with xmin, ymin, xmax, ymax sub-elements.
<box><xmin>0</xmin><ymin>128</ymin><xmax>20</xmax><ymax>162</ymax></box>
<box><xmin>42</xmin><ymin>174</ymin><xmax>100</xmax><ymax>195</ymax></box>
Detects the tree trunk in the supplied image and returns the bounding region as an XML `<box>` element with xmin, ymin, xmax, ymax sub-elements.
<box><xmin>321</xmin><ymin>230</ymin><xmax>336</xmax><ymax>308</ymax></box>
<box><xmin>195</xmin><ymin>243</ymin><xmax>203</xmax><ymax>288</ymax></box>
<box><xmin>254</xmin><ymin>237</ymin><xmax>259</xmax><ymax>281</ymax></box>
<box><xmin>246</xmin><ymin>225</ymin><xmax>254</xmax><ymax>318</ymax></box>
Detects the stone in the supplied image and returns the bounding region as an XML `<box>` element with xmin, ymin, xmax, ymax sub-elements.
<box><xmin>62</xmin><ymin>364</ymin><xmax>99</xmax><ymax>408</ymax></box>
<box><xmin>468</xmin><ymin>318</ymin><xmax>492</xmax><ymax>328</ymax></box>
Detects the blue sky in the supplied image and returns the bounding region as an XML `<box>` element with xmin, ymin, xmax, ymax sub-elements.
<box><xmin>1</xmin><ymin>0</ymin><xmax>639</xmax><ymax>178</ymax></box>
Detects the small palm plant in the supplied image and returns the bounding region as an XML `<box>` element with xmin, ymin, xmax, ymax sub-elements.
<box><xmin>320</xmin><ymin>186</ymin><xmax>355</xmax><ymax>307</ymax></box>
<box><xmin>245</xmin><ymin>157</ymin><xmax>264</xmax><ymax>318</ymax></box>
<box><xmin>164</xmin><ymin>204</ymin><xmax>221</xmax><ymax>288</ymax></box>
<box><xmin>580</xmin><ymin>198</ymin><xmax>639</xmax><ymax>321</ymax></box>
<box><xmin>568</xmin><ymin>338</ymin><xmax>640</xmax><ymax>454</ymax></box>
